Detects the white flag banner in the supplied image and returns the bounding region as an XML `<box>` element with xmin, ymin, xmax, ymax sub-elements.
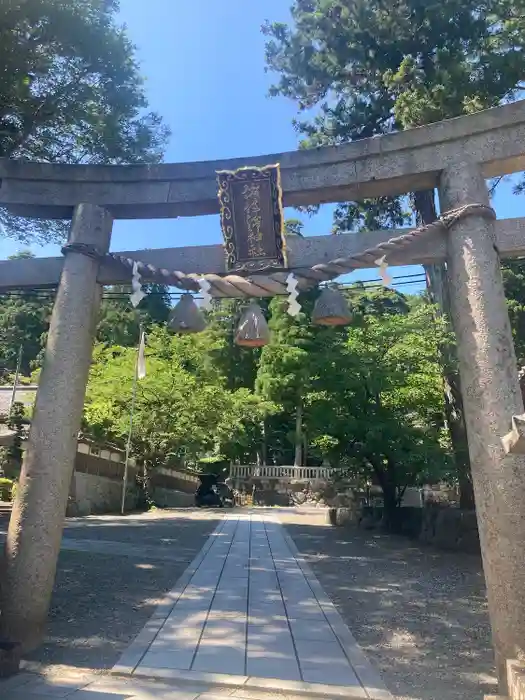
<box><xmin>137</xmin><ymin>331</ymin><xmax>146</xmax><ymax>380</ymax></box>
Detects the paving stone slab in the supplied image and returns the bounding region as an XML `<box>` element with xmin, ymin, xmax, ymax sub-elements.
<box><xmin>288</xmin><ymin>619</ymin><xmax>339</xmax><ymax>644</ymax></box>
<box><xmin>207</xmin><ymin>610</ymin><xmax>248</xmax><ymax>623</ymax></box>
<box><xmin>114</xmin><ymin>513</ymin><xmax>391</xmax><ymax>699</ymax></box>
<box><xmin>163</xmin><ymin>610</ymin><xmax>209</xmax><ymax>629</ymax></box>
<box><xmin>0</xmin><ymin>671</ymin><xmax>36</xmax><ymax>691</ymax></box>
<box><xmin>246</xmin><ymin>655</ymin><xmax>301</xmax><ymax>682</ymax></box>
<box><xmin>248</xmin><ymin>602</ymin><xmax>286</xmax><ymax>618</ymax></box>
<box><xmin>142</xmin><ymin>648</ymin><xmax>196</xmax><ymax>671</ymax></box>
<box><xmin>192</xmin><ymin>648</ymin><xmax>245</xmax><ymax>676</ymax></box>
<box><xmin>14</xmin><ymin>676</ymin><xmax>91</xmax><ymax>697</ymax></box>
<box><xmin>2</xmin><ymin>693</ymin><xmax>67</xmax><ymax>700</ymax></box>
<box><xmin>209</xmin><ymin>603</ymin><xmax>247</xmax><ymax>615</ymax></box>
<box><xmin>247</xmin><ymin>621</ymin><xmax>290</xmax><ymax>640</ymax></box>
<box><xmin>68</xmin><ymin>693</ymin><xmax>127</xmax><ymax>700</ymax></box>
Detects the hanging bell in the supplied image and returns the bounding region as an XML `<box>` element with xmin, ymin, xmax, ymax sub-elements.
<box><xmin>235</xmin><ymin>302</ymin><xmax>270</xmax><ymax>347</ymax></box>
<box><xmin>312</xmin><ymin>286</ymin><xmax>352</xmax><ymax>326</ymax></box>
<box><xmin>168</xmin><ymin>293</ymin><xmax>207</xmax><ymax>334</ymax></box>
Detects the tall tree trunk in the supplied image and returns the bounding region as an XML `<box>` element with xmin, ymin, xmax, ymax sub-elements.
<box><xmin>261</xmin><ymin>419</ymin><xmax>267</xmax><ymax>466</ymax></box>
<box><xmin>413</xmin><ymin>190</ymin><xmax>475</xmax><ymax>510</ymax></box>
<box><xmin>136</xmin><ymin>461</ymin><xmax>154</xmax><ymax>510</ymax></box>
<box><xmin>294</xmin><ymin>396</ymin><xmax>303</xmax><ymax>467</ymax></box>
<box><xmin>381</xmin><ymin>482</ymin><xmax>399</xmax><ymax>533</ymax></box>
<box><xmin>303</xmin><ymin>429</ymin><xmax>308</xmax><ymax>467</ymax></box>
<box><xmin>369</xmin><ymin>457</ymin><xmax>400</xmax><ymax>533</ymax></box>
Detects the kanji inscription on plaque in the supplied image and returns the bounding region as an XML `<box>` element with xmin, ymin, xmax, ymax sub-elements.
<box><xmin>217</xmin><ymin>163</ymin><xmax>287</xmax><ymax>273</ymax></box>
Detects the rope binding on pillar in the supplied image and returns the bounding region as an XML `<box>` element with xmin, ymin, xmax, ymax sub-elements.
<box><xmin>61</xmin><ymin>242</ymin><xmax>106</xmax><ymax>261</ymax></box>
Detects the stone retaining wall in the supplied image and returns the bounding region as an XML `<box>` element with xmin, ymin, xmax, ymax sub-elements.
<box><xmin>331</xmin><ymin>505</ymin><xmax>480</xmax><ymax>554</ymax></box>
<box><xmin>69</xmin><ymin>471</ymin><xmax>138</xmax><ymax>516</ymax></box>
<box><xmin>152</xmin><ymin>487</ymin><xmax>195</xmax><ymax>508</ymax></box>
<box><xmin>419</xmin><ymin>506</ymin><xmax>479</xmax><ymax>553</ymax></box>
<box><xmin>68</xmin><ymin>452</ymin><xmax>199</xmax><ymax>515</ymax></box>
<box><xmin>151</xmin><ymin>467</ymin><xmax>198</xmax><ymax>494</ymax></box>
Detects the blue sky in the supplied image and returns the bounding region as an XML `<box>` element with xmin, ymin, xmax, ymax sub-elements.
<box><xmin>1</xmin><ymin>0</ymin><xmax>523</xmax><ymax>293</ymax></box>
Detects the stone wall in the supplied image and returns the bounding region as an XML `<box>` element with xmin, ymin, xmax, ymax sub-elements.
<box><xmin>331</xmin><ymin>504</ymin><xmax>480</xmax><ymax>554</ymax></box>
<box><xmin>419</xmin><ymin>506</ymin><xmax>479</xmax><ymax>553</ymax></box>
<box><xmin>67</xmin><ymin>449</ymin><xmax>199</xmax><ymax>516</ymax></box>
<box><xmin>232</xmin><ymin>477</ymin><xmax>328</xmax><ymax>507</ymax></box>
<box><xmin>149</xmin><ymin>467</ymin><xmax>199</xmax><ymax>508</ymax></box>
<box><xmin>152</xmin><ymin>487</ymin><xmax>195</xmax><ymax>508</ymax></box>
<box><xmin>150</xmin><ymin>467</ymin><xmax>198</xmax><ymax>495</ymax></box>
<box><xmin>69</xmin><ymin>470</ymin><xmax>138</xmax><ymax>516</ymax></box>
<box><xmin>68</xmin><ymin>451</ymin><xmax>138</xmax><ymax>515</ymax></box>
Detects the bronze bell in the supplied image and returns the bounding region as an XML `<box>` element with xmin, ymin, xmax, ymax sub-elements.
<box><xmin>168</xmin><ymin>293</ymin><xmax>207</xmax><ymax>334</ymax></box>
<box><xmin>311</xmin><ymin>286</ymin><xmax>352</xmax><ymax>326</ymax></box>
<box><xmin>235</xmin><ymin>302</ymin><xmax>270</xmax><ymax>347</ymax></box>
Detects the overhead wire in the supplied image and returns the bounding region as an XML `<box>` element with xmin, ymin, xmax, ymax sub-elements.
<box><xmin>0</xmin><ymin>271</ymin><xmax>428</xmax><ymax>302</ymax></box>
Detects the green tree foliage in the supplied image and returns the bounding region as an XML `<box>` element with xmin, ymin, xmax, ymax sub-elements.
<box><xmin>0</xmin><ymin>274</ymin><xmax>448</xmax><ymax>525</ymax></box>
<box><xmin>256</xmin><ymin>292</ymin><xmax>319</xmax><ymax>466</ymax></box>
<box><xmin>262</xmin><ymin>0</ymin><xmax>525</xmax><ymax>243</ymax></box>
<box><xmin>96</xmin><ymin>284</ymin><xmax>171</xmax><ymax>347</ymax></box>
<box><xmin>263</xmin><ymin>1</ymin><xmax>525</xmax><ymax>140</ymax></box>
<box><xmin>0</xmin><ymin>253</ymin><xmax>52</xmax><ymax>379</ymax></box>
<box><xmin>307</xmin><ymin>295</ymin><xmax>450</xmax><ymax>525</ymax></box>
<box><xmin>262</xmin><ymin>0</ymin><xmax>525</xmax><ymax>275</ymax></box>
<box><xmin>0</xmin><ymin>280</ymin><xmax>172</xmax><ymax>380</ymax></box>
<box><xmin>503</xmin><ymin>262</ymin><xmax>525</xmax><ymax>366</ymax></box>
<box><xmin>251</xmin><ymin>285</ymin><xmax>450</xmax><ymax>519</ymax></box>
<box><xmin>199</xmin><ymin>299</ymin><xmax>262</xmax><ymax>391</ymax></box>
<box><xmin>262</xmin><ymin>0</ymin><xmax>525</xmax><ymax>274</ymax></box>
<box><xmin>0</xmin><ymin>0</ymin><xmax>169</xmax><ymax>243</ymax></box>
<box><xmin>284</xmin><ymin>219</ymin><xmax>304</xmax><ymax>237</ymax></box>
<box><xmin>3</xmin><ymin>401</ymin><xmax>26</xmax><ymax>467</ymax></box>
<box><xmin>83</xmin><ymin>328</ymin><xmax>273</xmax><ymax>471</ymax></box>
<box><xmin>0</xmin><ymin>290</ymin><xmax>51</xmax><ymax>377</ymax></box>
<box><xmin>349</xmin><ymin>283</ymin><xmax>409</xmax><ymax>316</ymax></box>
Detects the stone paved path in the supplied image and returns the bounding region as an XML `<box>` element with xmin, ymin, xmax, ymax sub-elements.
<box><xmin>1</xmin><ymin>512</ymin><xmax>392</xmax><ymax>699</ymax></box>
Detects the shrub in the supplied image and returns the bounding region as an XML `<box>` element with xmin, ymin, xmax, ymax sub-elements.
<box><xmin>0</xmin><ymin>477</ymin><xmax>14</xmax><ymax>501</ymax></box>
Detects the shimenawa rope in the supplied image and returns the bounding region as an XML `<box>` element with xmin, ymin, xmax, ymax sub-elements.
<box><xmin>62</xmin><ymin>203</ymin><xmax>495</xmax><ymax>298</ymax></box>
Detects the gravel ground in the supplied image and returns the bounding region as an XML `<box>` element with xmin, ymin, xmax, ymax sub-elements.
<box><xmin>280</xmin><ymin>513</ymin><xmax>496</xmax><ymax>700</ymax></box>
<box><xmin>0</xmin><ymin>509</ymin><xmax>221</xmax><ymax>674</ymax></box>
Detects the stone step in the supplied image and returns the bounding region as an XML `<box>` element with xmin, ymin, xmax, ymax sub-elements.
<box><xmin>2</xmin><ymin>670</ymin><xmax>385</xmax><ymax>699</ymax></box>
<box><xmin>114</xmin><ymin>669</ymin><xmax>379</xmax><ymax>699</ymax></box>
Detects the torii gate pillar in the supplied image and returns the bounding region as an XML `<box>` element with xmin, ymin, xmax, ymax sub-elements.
<box><xmin>0</xmin><ymin>204</ymin><xmax>112</xmax><ymax>651</ymax></box>
<box><xmin>440</xmin><ymin>163</ymin><xmax>525</xmax><ymax>690</ymax></box>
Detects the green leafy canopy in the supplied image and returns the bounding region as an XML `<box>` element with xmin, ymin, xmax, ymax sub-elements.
<box><xmin>0</xmin><ymin>0</ymin><xmax>170</xmax><ymax>243</ymax></box>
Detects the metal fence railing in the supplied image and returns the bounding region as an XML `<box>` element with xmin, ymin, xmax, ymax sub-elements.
<box><xmin>229</xmin><ymin>465</ymin><xmax>331</xmax><ymax>481</ymax></box>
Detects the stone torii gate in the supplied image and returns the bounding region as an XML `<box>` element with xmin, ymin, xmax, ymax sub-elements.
<box><xmin>2</xmin><ymin>101</ymin><xmax>525</xmax><ymax>691</ymax></box>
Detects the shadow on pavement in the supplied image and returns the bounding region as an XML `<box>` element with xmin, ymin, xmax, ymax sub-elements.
<box><xmin>0</xmin><ymin>509</ymin><xmax>223</xmax><ymax>674</ymax></box>
<box><xmin>282</xmin><ymin>518</ymin><xmax>496</xmax><ymax>700</ymax></box>
<box><xmin>0</xmin><ymin>669</ymin><xmax>132</xmax><ymax>698</ymax></box>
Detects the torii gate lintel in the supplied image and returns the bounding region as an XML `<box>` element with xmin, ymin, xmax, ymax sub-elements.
<box><xmin>3</xmin><ymin>217</ymin><xmax>525</xmax><ymax>291</ymax></box>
